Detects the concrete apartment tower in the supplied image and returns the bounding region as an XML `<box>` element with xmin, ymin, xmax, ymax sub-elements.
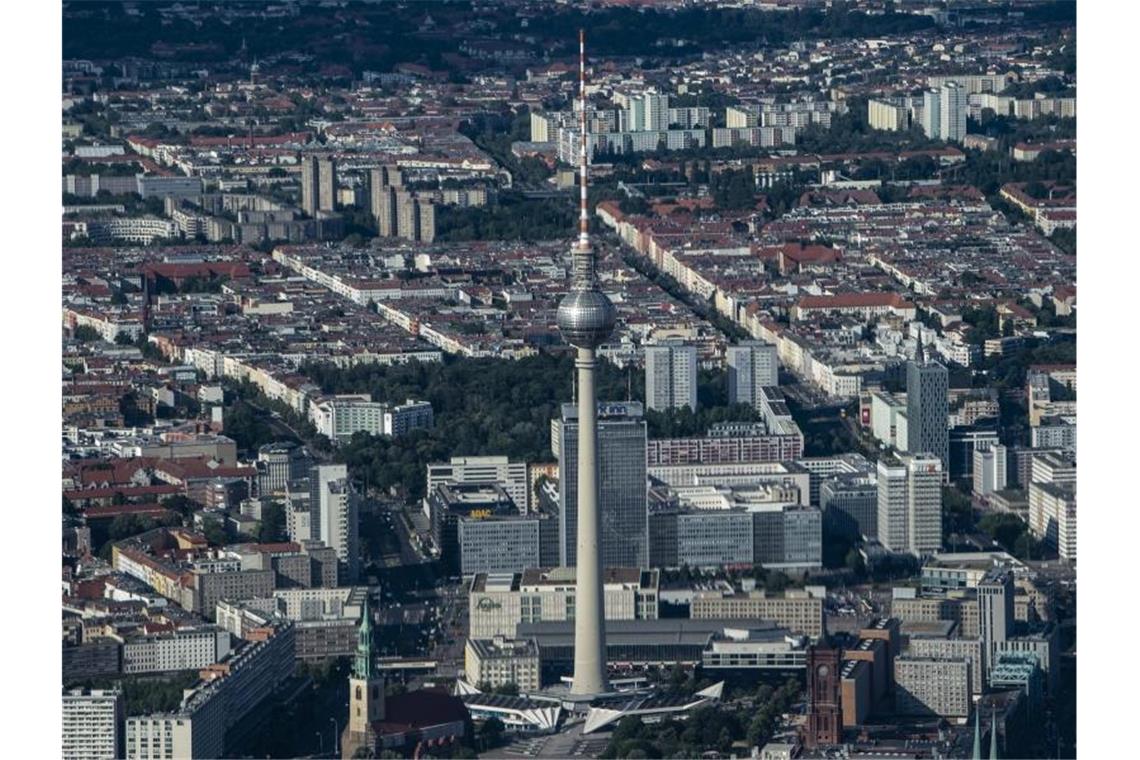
<box><xmin>555</xmin><ymin>29</ymin><xmax>616</xmax><ymax>697</ymax></box>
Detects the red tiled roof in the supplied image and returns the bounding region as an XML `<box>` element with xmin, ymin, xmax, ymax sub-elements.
<box><xmin>797</xmin><ymin>292</ymin><xmax>912</xmax><ymax>309</ymax></box>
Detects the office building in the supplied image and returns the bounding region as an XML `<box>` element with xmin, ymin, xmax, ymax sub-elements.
<box><xmin>465</xmin><ymin>637</ymin><xmax>541</xmax><ymax>691</ymax></box>
<box><xmin>691</xmin><ymin>589</ymin><xmax>825</xmax><ymax>638</ymax></box>
<box><xmin>468</xmin><ymin>567</ymin><xmax>659</xmax><ymax>639</ymax></box>
<box><xmin>973</xmin><ymin>444</ymin><xmax>1008</xmax><ymax>498</ymax></box>
<box><xmin>921</xmin><ymin>90</ymin><xmax>941</xmax><ymax>139</ymax></box>
<box><xmin>907</xmin><ymin>636</ymin><xmax>985</xmax><ymax>694</ymax></box>
<box><xmin>894</xmin><ymin>657</ymin><xmax>971</xmax><ymax>717</ymax></box>
<box><xmin>906</xmin><ymin>343</ymin><xmax>949</xmax><ymax>472</ymax></box>
<box><xmin>644</xmin><ymin>341</ymin><xmax>698</xmax><ymax>412</ymax></box>
<box><xmin>426</xmin><ymin>456</ymin><xmax>530</xmax><ymax>512</ymax></box>
<box><xmin>676</xmin><ymin>510</ymin><xmax>754</xmax><ymax>567</ymax></box>
<box><xmin>949</xmin><ymin>425</ymin><xmax>999</xmax><ymax>479</ymax></box>
<box><xmin>459</xmin><ymin>515</ymin><xmax>544</xmax><ymax>576</ymax></box>
<box><xmin>553</xmin><ymin>401</ymin><xmax>648</xmax><ymax>569</ymax></box>
<box><xmin>727</xmin><ymin>341</ymin><xmax>778</xmax><ymax>407</ymax></box>
<box><xmin>647</xmin><ymin>424</ymin><xmax>804</xmax><ymax>467</ymax></box>
<box><xmin>63</xmin><ymin>688</ymin><xmax>124</xmax><ymax>760</ymax></box>
<box><xmin>310</xmin><ymin>464</ymin><xmax>360</xmax><ymax>584</ymax></box>
<box><xmin>430</xmin><ymin>482</ymin><xmax>518</xmax><ymax>572</ymax></box>
<box><xmin>876</xmin><ymin>454</ymin><xmax>942</xmax><ymax>557</ymax></box>
<box><xmin>939</xmin><ymin>82</ymin><xmax>968</xmax><ymax>143</ymax></box>
<box><xmin>821</xmin><ymin>475</ymin><xmax>878</xmax><ymax>539</ymax></box>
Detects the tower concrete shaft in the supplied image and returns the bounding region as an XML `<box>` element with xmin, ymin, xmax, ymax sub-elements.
<box><xmin>555</xmin><ymin>29</ymin><xmax>614</xmax><ymax>697</ymax></box>
<box><xmin>570</xmin><ymin>347</ymin><xmax>608</xmax><ymax>694</ymax></box>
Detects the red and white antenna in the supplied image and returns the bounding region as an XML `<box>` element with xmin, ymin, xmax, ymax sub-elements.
<box><xmin>577</xmin><ymin>28</ymin><xmax>589</xmax><ymax>251</ymax></box>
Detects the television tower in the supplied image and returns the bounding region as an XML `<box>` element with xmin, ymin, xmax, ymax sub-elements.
<box><xmin>556</xmin><ymin>29</ymin><xmax>616</xmax><ymax>697</ymax></box>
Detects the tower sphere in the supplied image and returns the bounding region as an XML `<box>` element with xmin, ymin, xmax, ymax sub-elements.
<box><xmin>557</xmin><ymin>288</ymin><xmax>616</xmax><ymax>349</ymax></box>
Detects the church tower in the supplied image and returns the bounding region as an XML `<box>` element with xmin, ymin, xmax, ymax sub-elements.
<box><xmin>343</xmin><ymin>597</ymin><xmax>384</xmax><ymax>758</ymax></box>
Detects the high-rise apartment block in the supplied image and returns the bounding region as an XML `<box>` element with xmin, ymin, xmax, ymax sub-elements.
<box><xmin>310</xmin><ymin>464</ymin><xmax>360</xmax><ymax>584</ymax></box>
<box><xmin>371</xmin><ymin>164</ymin><xmax>433</xmax><ymax>242</ymax></box>
<box><xmin>301</xmin><ymin>156</ymin><xmax>337</xmax><ymax>216</ymax></box>
<box><xmin>644</xmin><ymin>341</ymin><xmax>698</xmax><ymax>412</ymax></box>
<box><xmin>906</xmin><ymin>345</ymin><xmax>949</xmax><ymax>472</ymax></box>
<box><xmin>939</xmin><ymin>82</ymin><xmax>968</xmax><ymax>143</ymax></box>
<box><xmin>876</xmin><ymin>453</ymin><xmax>943</xmax><ymax>556</ymax></box>
<box><xmin>867</xmin><ymin>98</ymin><xmax>909</xmax><ymax>131</ymax></box>
<box><xmin>727</xmin><ymin>341</ymin><xmax>778</xmax><ymax>408</ymax></box>
<box><xmin>63</xmin><ymin>688</ymin><xmax>124</xmax><ymax>760</ymax></box>
<box><xmin>921</xmin><ymin>90</ymin><xmax>942</xmax><ymax>139</ymax></box>
<box><xmin>553</xmin><ymin>401</ymin><xmax>648</xmax><ymax>569</ymax></box>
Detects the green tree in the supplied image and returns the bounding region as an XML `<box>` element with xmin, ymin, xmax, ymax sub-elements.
<box><xmin>201</xmin><ymin>516</ymin><xmax>228</xmax><ymax>546</ymax></box>
<box><xmin>258</xmin><ymin>500</ymin><xmax>286</xmax><ymax>543</ymax></box>
<box><xmin>73</xmin><ymin>325</ymin><xmax>101</xmax><ymax>342</ymax></box>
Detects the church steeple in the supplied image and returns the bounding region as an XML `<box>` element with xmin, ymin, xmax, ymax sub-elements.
<box><xmin>344</xmin><ymin>594</ymin><xmax>384</xmax><ymax>758</ymax></box>
<box><xmin>354</xmin><ymin>595</ymin><xmax>374</xmax><ymax>680</ymax></box>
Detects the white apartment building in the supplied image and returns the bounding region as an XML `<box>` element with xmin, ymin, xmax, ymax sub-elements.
<box><xmin>309</xmin><ymin>394</ymin><xmax>386</xmax><ymax>443</ymax></box>
<box><xmin>645</xmin><ymin>341</ymin><xmax>698</xmax><ymax>412</ymax></box>
<box><xmin>122</xmin><ymin>629</ymin><xmax>232</xmax><ymax>674</ymax></box>
<box><xmin>63</xmin><ymin>688</ymin><xmax>124</xmax><ymax>760</ymax></box>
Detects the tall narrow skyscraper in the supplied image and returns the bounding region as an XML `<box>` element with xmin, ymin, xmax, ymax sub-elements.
<box><xmin>554</xmin><ymin>29</ymin><xmax>617</xmax><ymax>697</ymax></box>
<box><xmin>906</xmin><ymin>341</ymin><xmax>949</xmax><ymax>473</ymax></box>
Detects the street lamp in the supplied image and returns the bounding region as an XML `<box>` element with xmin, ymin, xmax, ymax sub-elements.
<box><xmin>330</xmin><ymin>717</ymin><xmax>339</xmax><ymax>757</ymax></box>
